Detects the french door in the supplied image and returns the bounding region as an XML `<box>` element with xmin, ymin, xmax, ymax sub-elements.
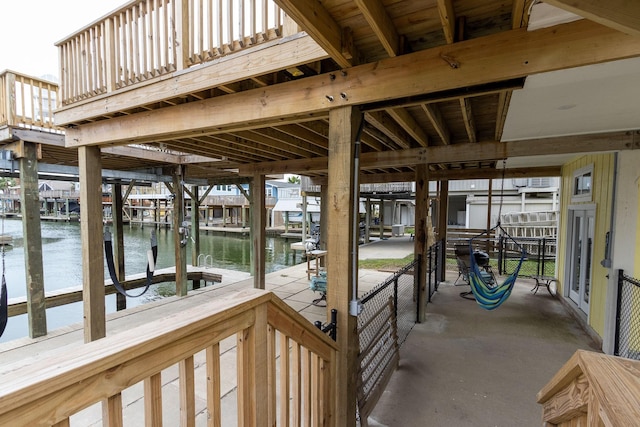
<box><xmin>567</xmin><ymin>207</ymin><xmax>595</xmax><ymax>313</ymax></box>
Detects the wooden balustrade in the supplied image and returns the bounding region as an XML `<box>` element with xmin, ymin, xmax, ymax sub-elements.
<box><xmin>537</xmin><ymin>349</ymin><xmax>640</xmax><ymax>426</ymax></box>
<box><xmin>56</xmin><ymin>0</ymin><xmax>283</xmax><ymax>105</ymax></box>
<box><xmin>0</xmin><ymin>289</ymin><xmax>338</xmax><ymax>426</ymax></box>
<box><xmin>0</xmin><ymin>70</ymin><xmax>61</xmax><ymax>131</ymax></box>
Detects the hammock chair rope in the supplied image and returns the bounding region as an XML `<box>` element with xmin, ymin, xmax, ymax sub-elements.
<box><xmin>104</xmin><ymin>228</ymin><xmax>158</xmax><ymax>298</ymax></box>
<box><xmin>466</xmin><ymin>160</ymin><xmax>527</xmax><ymax>310</ymax></box>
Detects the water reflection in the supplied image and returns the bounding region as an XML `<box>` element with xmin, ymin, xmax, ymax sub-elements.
<box><xmin>0</xmin><ymin>218</ymin><xmax>300</xmax><ymax>342</ymax></box>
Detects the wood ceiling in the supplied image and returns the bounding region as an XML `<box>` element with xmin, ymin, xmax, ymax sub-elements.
<box><xmin>51</xmin><ymin>0</ymin><xmax>640</xmax><ymax>184</ymax></box>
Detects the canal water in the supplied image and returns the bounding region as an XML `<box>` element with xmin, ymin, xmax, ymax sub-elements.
<box><xmin>0</xmin><ymin>218</ymin><xmax>301</xmax><ymax>343</ymax></box>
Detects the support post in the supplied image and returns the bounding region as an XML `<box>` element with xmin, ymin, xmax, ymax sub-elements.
<box><xmin>251</xmin><ymin>174</ymin><xmax>266</xmax><ymax>289</ymax></box>
<box><xmin>379</xmin><ymin>200</ymin><xmax>385</xmax><ymax>239</ymax></box>
<box><xmin>326</xmin><ymin>106</ymin><xmax>361</xmax><ymax>426</ymax></box>
<box><xmin>112</xmin><ymin>183</ymin><xmax>126</xmax><ymax>311</ymax></box>
<box><xmin>487</xmin><ymin>179</ymin><xmax>493</xmax><ymax>254</ymax></box>
<box><xmin>15</xmin><ymin>141</ymin><xmax>47</xmax><ymax>338</ymax></box>
<box><xmin>365</xmin><ymin>197</ymin><xmax>371</xmax><ymax>243</ymax></box>
<box><xmin>320</xmin><ymin>185</ymin><xmax>328</xmax><ymax>267</ymax></box>
<box><xmin>173</xmin><ymin>166</ymin><xmax>188</xmax><ymax>296</ymax></box>
<box><xmin>79</xmin><ymin>146</ymin><xmax>105</xmax><ymax>342</ymax></box>
<box><xmin>191</xmin><ymin>185</ymin><xmax>200</xmax><ymax>265</ymax></box>
<box><xmin>415</xmin><ymin>164</ymin><xmax>430</xmax><ymax>322</ymax></box>
<box><xmin>437</xmin><ymin>180</ymin><xmax>449</xmax><ymax>282</ymax></box>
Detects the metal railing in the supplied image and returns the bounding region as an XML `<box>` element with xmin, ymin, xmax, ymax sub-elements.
<box><xmin>56</xmin><ymin>0</ymin><xmax>284</xmax><ymax>104</ymax></box>
<box><xmin>615</xmin><ymin>269</ymin><xmax>640</xmax><ymax>360</ymax></box>
<box><xmin>498</xmin><ymin>236</ymin><xmax>556</xmax><ymax>277</ymax></box>
<box><xmin>427</xmin><ymin>239</ymin><xmax>444</xmax><ymax>301</ymax></box>
<box><xmin>356</xmin><ymin>259</ymin><xmax>417</xmax><ymax>425</ymax></box>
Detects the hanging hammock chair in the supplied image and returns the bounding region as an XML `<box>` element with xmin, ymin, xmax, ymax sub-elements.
<box><xmin>104</xmin><ymin>228</ymin><xmax>158</xmax><ymax>298</ymax></box>
<box><xmin>467</xmin><ymin>224</ymin><xmax>526</xmax><ymax>310</ymax></box>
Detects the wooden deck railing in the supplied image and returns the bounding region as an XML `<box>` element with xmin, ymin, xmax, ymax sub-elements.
<box><xmin>56</xmin><ymin>0</ymin><xmax>284</xmax><ymax>105</ymax></box>
<box><xmin>537</xmin><ymin>349</ymin><xmax>640</xmax><ymax>426</ymax></box>
<box><xmin>0</xmin><ymin>70</ymin><xmax>61</xmax><ymax>131</ymax></box>
<box><xmin>0</xmin><ymin>289</ymin><xmax>338</xmax><ymax>426</ymax></box>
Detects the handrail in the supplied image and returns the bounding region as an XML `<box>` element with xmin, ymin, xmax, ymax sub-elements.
<box><xmin>0</xmin><ymin>70</ymin><xmax>61</xmax><ymax>131</ymax></box>
<box><xmin>537</xmin><ymin>349</ymin><xmax>640</xmax><ymax>426</ymax></box>
<box><xmin>56</xmin><ymin>0</ymin><xmax>284</xmax><ymax>105</ymax></box>
<box><xmin>0</xmin><ymin>288</ymin><xmax>338</xmax><ymax>426</ymax></box>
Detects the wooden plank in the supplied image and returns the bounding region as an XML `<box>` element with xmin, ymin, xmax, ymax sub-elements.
<box><xmin>422</xmin><ymin>103</ymin><xmax>450</xmax><ymax>145</ymax></box>
<box><xmin>291</xmin><ymin>342</ymin><xmax>301</xmax><ymax>426</ymax></box>
<box><xmin>541</xmin><ymin>374</ymin><xmax>589</xmax><ymax>424</ymax></box>
<box><xmin>386</xmin><ymin>107</ymin><xmax>430</xmax><ymax>147</ymax></box>
<box><xmin>102</xmin><ymin>393</ymin><xmax>124</xmax><ymax>427</ymax></box>
<box><xmin>64</xmin><ymin>20</ymin><xmax>640</xmax><ymax>147</ymax></box>
<box><xmin>79</xmin><ymin>146</ymin><xmax>105</xmax><ymax>342</ymax></box>
<box><xmin>279</xmin><ymin>334</ymin><xmax>291</xmax><ymax>426</ymax></box>
<box><xmin>18</xmin><ymin>141</ymin><xmax>47</xmax><ymax>338</ymax></box>
<box><xmin>206</xmin><ymin>344</ymin><xmax>222</xmax><ymax>427</ymax></box>
<box><xmin>267</xmin><ymin>325</ymin><xmax>277</xmax><ymax>426</ymax></box>
<box><xmin>180</xmin><ymin>355</ymin><xmax>196</xmax><ymax>427</ymax></box>
<box><xmin>144</xmin><ymin>373</ymin><xmax>163</xmax><ymax>427</ymax></box>
<box><xmin>326</xmin><ymin>106</ymin><xmax>360</xmax><ymax>427</ymax></box>
<box><xmin>545</xmin><ymin>0</ymin><xmax>640</xmax><ymax>36</ymax></box>
<box><xmin>459</xmin><ymin>97</ymin><xmax>477</xmax><ymax>143</ymax></box>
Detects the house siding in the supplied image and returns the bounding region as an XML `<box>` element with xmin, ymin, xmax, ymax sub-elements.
<box><xmin>558</xmin><ymin>153</ymin><xmax>615</xmax><ymax>337</ymax></box>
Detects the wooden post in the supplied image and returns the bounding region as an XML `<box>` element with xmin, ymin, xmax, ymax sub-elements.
<box><xmin>111</xmin><ymin>183</ymin><xmax>126</xmax><ymax>311</ymax></box>
<box><xmin>251</xmin><ymin>174</ymin><xmax>266</xmax><ymax>289</ymax></box>
<box><xmin>191</xmin><ymin>185</ymin><xmax>200</xmax><ymax>266</ymax></box>
<box><xmin>415</xmin><ymin>164</ymin><xmax>430</xmax><ymax>323</ymax></box>
<box><xmin>79</xmin><ymin>146</ymin><xmax>105</xmax><ymax>342</ymax></box>
<box><xmin>15</xmin><ymin>141</ymin><xmax>47</xmax><ymax>338</ymax></box>
<box><xmin>173</xmin><ymin>166</ymin><xmax>188</xmax><ymax>296</ymax></box>
<box><xmin>487</xmin><ymin>178</ymin><xmax>493</xmax><ymax>254</ymax></box>
<box><xmin>438</xmin><ymin>180</ymin><xmax>449</xmax><ymax>282</ymax></box>
<box><xmin>379</xmin><ymin>200</ymin><xmax>385</xmax><ymax>239</ymax></box>
<box><xmin>326</xmin><ymin>106</ymin><xmax>361</xmax><ymax>427</ymax></box>
<box><xmin>365</xmin><ymin>197</ymin><xmax>371</xmax><ymax>243</ymax></box>
<box><xmin>301</xmin><ymin>194</ymin><xmax>308</xmax><ymax>240</ymax></box>
<box><xmin>174</xmin><ymin>0</ymin><xmax>190</xmax><ymax>71</ymax></box>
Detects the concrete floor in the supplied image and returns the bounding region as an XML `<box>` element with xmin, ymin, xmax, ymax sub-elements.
<box><xmin>0</xmin><ymin>235</ymin><xmax>600</xmax><ymax>426</ymax></box>
<box><xmin>367</xmin><ymin>271</ymin><xmax>600</xmax><ymax>427</ymax></box>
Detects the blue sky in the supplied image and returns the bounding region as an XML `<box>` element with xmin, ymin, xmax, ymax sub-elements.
<box><xmin>0</xmin><ymin>0</ymin><xmax>125</xmax><ymax>80</ymax></box>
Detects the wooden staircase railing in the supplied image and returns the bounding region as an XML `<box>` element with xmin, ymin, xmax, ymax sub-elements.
<box><xmin>0</xmin><ymin>288</ymin><xmax>338</xmax><ymax>426</ymax></box>
<box><xmin>537</xmin><ymin>349</ymin><xmax>640</xmax><ymax>426</ymax></box>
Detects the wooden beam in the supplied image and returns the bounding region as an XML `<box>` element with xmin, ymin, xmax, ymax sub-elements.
<box><xmin>173</xmin><ymin>166</ymin><xmax>188</xmax><ymax>297</ymax></box>
<box><xmin>495</xmin><ymin>90</ymin><xmax>513</xmax><ymax>141</ymax></box>
<box><xmin>111</xmin><ymin>183</ymin><xmax>126</xmax><ymax>311</ymax></box>
<box><xmin>65</xmin><ymin>20</ymin><xmax>640</xmax><ymax>148</ymax></box>
<box><xmin>512</xmin><ymin>0</ymin><xmax>535</xmax><ymax>29</ymax></box>
<box><xmin>79</xmin><ymin>146</ymin><xmax>105</xmax><ymax>342</ymax></box>
<box><xmin>422</xmin><ymin>103</ymin><xmax>450</xmax><ymax>145</ymax></box>
<box><xmin>365</xmin><ymin>111</ymin><xmax>411</xmax><ymax>148</ymax></box>
<box><xmin>386</xmin><ymin>108</ymin><xmax>430</xmax><ymax>147</ymax></box>
<box><xmin>355</xmin><ymin>0</ymin><xmax>401</xmax><ymax>56</ymax></box>
<box><xmin>459</xmin><ymin>97</ymin><xmax>477</xmax><ymax>143</ymax></box>
<box><xmin>55</xmin><ymin>33</ymin><xmax>330</xmax><ymax>125</ymax></box>
<box><xmin>437</xmin><ymin>0</ymin><xmax>457</xmax><ymax>44</ymax></box>
<box><xmin>250</xmin><ymin>174</ymin><xmax>266</xmax><ymax>289</ymax></box>
<box><xmin>544</xmin><ymin>0</ymin><xmax>640</xmax><ymax>36</ymax></box>
<box><xmin>414</xmin><ymin>164</ymin><xmax>429</xmax><ymax>322</ymax></box>
<box><xmin>238</xmin><ymin>131</ymin><xmax>638</xmax><ymax>176</ymax></box>
<box><xmin>311</xmin><ymin>165</ymin><xmax>562</xmax><ymax>186</ymax></box>
<box><xmin>18</xmin><ymin>142</ymin><xmax>47</xmax><ymax>338</ymax></box>
<box><xmin>274</xmin><ymin>0</ymin><xmax>353</xmax><ymax>68</ymax></box>
<box><xmin>326</xmin><ymin>106</ymin><xmax>360</xmax><ymax>426</ymax></box>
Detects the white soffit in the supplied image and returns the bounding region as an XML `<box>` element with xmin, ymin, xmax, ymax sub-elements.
<box><xmin>502</xmin><ymin>2</ymin><xmax>640</xmax><ymax>142</ymax></box>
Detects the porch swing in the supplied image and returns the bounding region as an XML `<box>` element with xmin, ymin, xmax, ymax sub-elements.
<box><xmin>465</xmin><ymin>161</ymin><xmax>527</xmax><ymax>310</ymax></box>
<box><xmin>104</xmin><ymin>228</ymin><xmax>158</xmax><ymax>298</ymax></box>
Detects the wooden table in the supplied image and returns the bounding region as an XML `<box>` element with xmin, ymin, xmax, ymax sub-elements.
<box><xmin>306</xmin><ymin>250</ymin><xmax>327</xmax><ymax>280</ymax></box>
